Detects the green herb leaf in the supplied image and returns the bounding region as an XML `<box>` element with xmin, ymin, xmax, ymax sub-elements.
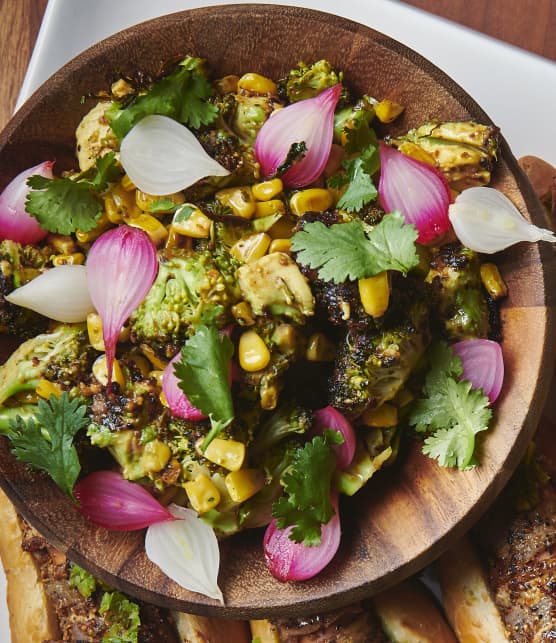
<box><xmin>291</xmin><ymin>212</ymin><xmax>419</xmax><ymax>283</ymax></box>
<box><xmin>25</xmin><ymin>153</ymin><xmax>119</xmax><ymax>234</ymax></box>
<box><xmin>174</xmin><ymin>325</ymin><xmax>234</xmax><ymax>449</ymax></box>
<box><xmin>7</xmin><ymin>393</ymin><xmax>88</xmax><ymax>500</ymax></box>
<box><xmin>272</xmin><ymin>431</ymin><xmax>342</xmax><ymax>546</ymax></box>
<box><xmin>109</xmin><ymin>57</ymin><xmax>218</xmax><ymax>139</ymax></box>
<box><xmin>408</xmin><ymin>342</ymin><xmax>492</xmax><ymax>470</ymax></box>
<box><xmin>335</xmin><ymin>144</ymin><xmax>380</xmax><ymax>212</ymax></box>
<box><xmin>99</xmin><ymin>591</ymin><xmax>141</xmax><ymax>643</ymax></box>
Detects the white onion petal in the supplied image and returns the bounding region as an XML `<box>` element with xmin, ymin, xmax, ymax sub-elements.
<box><xmin>120</xmin><ymin>115</ymin><xmax>229</xmax><ymax>195</ymax></box>
<box><xmin>5</xmin><ymin>265</ymin><xmax>95</xmax><ymax>322</ymax></box>
<box><xmin>145</xmin><ymin>504</ymin><xmax>223</xmax><ymax>603</ymax></box>
<box><xmin>448</xmin><ymin>186</ymin><xmax>556</xmax><ymax>253</ymax></box>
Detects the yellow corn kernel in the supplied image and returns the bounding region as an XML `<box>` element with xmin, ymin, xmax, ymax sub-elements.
<box><xmin>52</xmin><ymin>252</ymin><xmax>85</xmax><ymax>266</ymax></box>
<box><xmin>171</xmin><ymin>205</ymin><xmax>212</xmax><ymax>238</ymax></box>
<box><xmin>289</xmin><ymin>188</ymin><xmax>334</xmax><ymax>216</ymax></box>
<box><xmin>272</xmin><ymin>324</ymin><xmax>300</xmax><ymax>353</ymax></box>
<box><xmin>92</xmin><ymin>355</ymin><xmax>126</xmax><ymax>389</ymax></box>
<box><xmin>305</xmin><ymin>333</ymin><xmax>336</xmax><ymax>362</ymax></box>
<box><xmin>268</xmin><ymin>238</ymin><xmax>291</xmax><ymax>255</ymax></box>
<box><xmin>35</xmin><ymin>379</ymin><xmax>63</xmax><ymax>400</ymax></box>
<box><xmin>268</xmin><ymin>215</ymin><xmax>296</xmax><ymax>239</ymax></box>
<box><xmin>237</xmin><ymin>72</ymin><xmax>277</xmax><ymax>95</ymax></box>
<box><xmin>250</xmin><ymin>621</ymin><xmax>280</xmax><ymax>643</ymax></box>
<box><xmin>111</xmin><ymin>78</ymin><xmax>134</xmax><ymax>99</ymax></box>
<box><xmin>397</xmin><ymin>141</ymin><xmax>436</xmax><ymax>166</ymax></box>
<box><xmin>203</xmin><ymin>438</ymin><xmax>245</xmax><ymax>471</ymax></box>
<box><xmin>125</xmin><ymin>213</ymin><xmax>168</xmax><ymax>246</ymax></box>
<box><xmin>142</xmin><ymin>439</ymin><xmax>171</xmax><ymax>474</ymax></box>
<box><xmin>216</xmin><ymin>186</ymin><xmax>257</xmax><ymax>219</ymax></box>
<box><xmin>76</xmin><ymin>214</ymin><xmax>111</xmax><ymax>244</ymax></box>
<box><xmin>480</xmin><ymin>262</ymin><xmax>508</xmax><ymax>300</ymax></box>
<box><xmin>184</xmin><ymin>474</ymin><xmax>221</xmax><ymax>514</ymax></box>
<box><xmin>254</xmin><ymin>199</ymin><xmax>286</xmax><ymax>219</ymax></box>
<box><xmin>46</xmin><ymin>234</ymin><xmax>77</xmax><ymax>255</ymax></box>
<box><xmin>231</xmin><ymin>301</ymin><xmax>256</xmax><ymax>326</ymax></box>
<box><xmin>362</xmin><ymin>403</ymin><xmax>398</xmax><ymax>427</ymax></box>
<box><xmin>231</xmin><ymin>233</ymin><xmax>271</xmax><ymax>264</ymax></box>
<box><xmin>87</xmin><ymin>312</ymin><xmax>105</xmax><ymax>351</ymax></box>
<box><xmin>215</xmin><ymin>74</ymin><xmax>239</xmax><ymax>94</ymax></box>
<box><xmin>260</xmin><ymin>386</ymin><xmax>278</xmax><ymax>411</ymax></box>
<box><xmin>140</xmin><ymin>344</ymin><xmax>168</xmax><ymax>371</ymax></box>
<box><xmin>239</xmin><ymin>330</ymin><xmax>271</xmax><ymax>372</ymax></box>
<box><xmin>358</xmin><ymin>272</ymin><xmax>390</xmax><ymax>318</ymax></box>
<box><xmin>120</xmin><ymin>174</ymin><xmax>136</xmax><ymax>191</ymax></box>
<box><xmin>375</xmin><ymin>99</ymin><xmax>405</xmax><ymax>123</ymax></box>
<box><xmin>252</xmin><ymin>178</ymin><xmax>283</xmax><ymax>201</ymax></box>
<box><xmin>124</xmin><ymin>350</ymin><xmax>151</xmax><ymax>378</ymax></box>
<box><xmin>149</xmin><ymin>369</ymin><xmax>164</xmax><ymax>387</ymax></box>
<box><xmin>103</xmin><ymin>195</ymin><xmax>123</xmax><ymax>224</ymax></box>
<box><xmin>225</xmin><ymin>469</ymin><xmax>265</xmax><ymax>503</ymax></box>
<box><xmin>135</xmin><ymin>189</ymin><xmax>185</xmax><ymax>214</ymax></box>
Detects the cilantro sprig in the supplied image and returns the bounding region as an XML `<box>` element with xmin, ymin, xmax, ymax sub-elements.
<box><xmin>6</xmin><ymin>393</ymin><xmax>88</xmax><ymax>500</ymax></box>
<box><xmin>108</xmin><ymin>57</ymin><xmax>218</xmax><ymax>139</ymax></box>
<box><xmin>329</xmin><ymin>143</ymin><xmax>380</xmax><ymax>212</ymax></box>
<box><xmin>174</xmin><ymin>325</ymin><xmax>234</xmax><ymax>450</ymax></box>
<box><xmin>291</xmin><ymin>212</ymin><xmax>419</xmax><ymax>284</ymax></box>
<box><xmin>25</xmin><ymin>152</ymin><xmax>120</xmax><ymax>235</ymax></box>
<box><xmin>272</xmin><ymin>431</ymin><xmax>343</xmax><ymax>545</ymax></box>
<box><xmin>408</xmin><ymin>342</ymin><xmax>492</xmax><ymax>470</ymax></box>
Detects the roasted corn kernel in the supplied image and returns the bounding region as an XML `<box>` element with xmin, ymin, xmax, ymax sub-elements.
<box><xmin>358</xmin><ymin>272</ymin><xmax>390</xmax><ymax>317</ymax></box>
<box><xmin>480</xmin><ymin>262</ymin><xmax>508</xmax><ymax>300</ymax></box>
<box><xmin>87</xmin><ymin>312</ymin><xmax>105</xmax><ymax>351</ymax></box>
<box><xmin>120</xmin><ymin>174</ymin><xmax>136</xmax><ymax>191</ymax></box>
<box><xmin>76</xmin><ymin>214</ymin><xmax>111</xmax><ymax>244</ymax></box>
<box><xmin>305</xmin><ymin>333</ymin><xmax>336</xmax><ymax>361</ymax></box>
<box><xmin>171</xmin><ymin>204</ymin><xmax>212</xmax><ymax>238</ymax></box>
<box><xmin>225</xmin><ymin>469</ymin><xmax>265</xmax><ymax>503</ymax></box>
<box><xmin>237</xmin><ymin>72</ymin><xmax>277</xmax><ymax>95</ymax></box>
<box><xmin>268</xmin><ymin>238</ymin><xmax>291</xmax><ymax>255</ymax></box>
<box><xmin>92</xmin><ymin>355</ymin><xmax>126</xmax><ymax>389</ymax></box>
<box><xmin>396</xmin><ymin>141</ymin><xmax>436</xmax><ymax>166</ymax></box>
<box><xmin>231</xmin><ymin>301</ymin><xmax>256</xmax><ymax>326</ymax></box>
<box><xmin>203</xmin><ymin>438</ymin><xmax>245</xmax><ymax>471</ymax></box>
<box><xmin>135</xmin><ymin>189</ymin><xmax>185</xmax><ymax>214</ymax></box>
<box><xmin>252</xmin><ymin>178</ymin><xmax>283</xmax><ymax>201</ymax></box>
<box><xmin>239</xmin><ymin>330</ymin><xmax>271</xmax><ymax>371</ymax></box>
<box><xmin>375</xmin><ymin>99</ymin><xmax>405</xmax><ymax>123</ymax></box>
<box><xmin>46</xmin><ymin>234</ymin><xmax>77</xmax><ymax>255</ymax></box>
<box><xmin>361</xmin><ymin>403</ymin><xmax>398</xmax><ymax>427</ymax></box>
<box><xmin>250</xmin><ymin>621</ymin><xmax>280</xmax><ymax>643</ymax></box>
<box><xmin>289</xmin><ymin>188</ymin><xmax>334</xmax><ymax>216</ymax></box>
<box><xmin>268</xmin><ymin>215</ymin><xmax>296</xmax><ymax>239</ymax></box>
<box><xmin>140</xmin><ymin>344</ymin><xmax>168</xmax><ymax>371</ymax></box>
<box><xmin>142</xmin><ymin>439</ymin><xmax>171</xmax><ymax>474</ymax></box>
<box><xmin>125</xmin><ymin>213</ymin><xmax>168</xmax><ymax>246</ymax></box>
<box><xmin>216</xmin><ymin>186</ymin><xmax>257</xmax><ymax>219</ymax></box>
<box><xmin>52</xmin><ymin>252</ymin><xmax>85</xmax><ymax>266</ymax></box>
<box><xmin>185</xmin><ymin>474</ymin><xmax>221</xmax><ymax>514</ymax></box>
<box><xmin>35</xmin><ymin>379</ymin><xmax>63</xmax><ymax>400</ymax></box>
<box><xmin>254</xmin><ymin>199</ymin><xmax>286</xmax><ymax>219</ymax></box>
<box><xmin>111</xmin><ymin>78</ymin><xmax>134</xmax><ymax>99</ymax></box>
<box><xmin>231</xmin><ymin>233</ymin><xmax>271</xmax><ymax>264</ymax></box>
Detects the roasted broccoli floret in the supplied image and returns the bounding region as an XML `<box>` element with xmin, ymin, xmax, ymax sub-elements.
<box><xmin>0</xmin><ymin>240</ymin><xmax>50</xmax><ymax>337</ymax></box>
<box><xmin>329</xmin><ymin>294</ymin><xmax>430</xmax><ymax>418</ymax></box>
<box><xmin>390</xmin><ymin>120</ymin><xmax>499</xmax><ymax>190</ymax></box>
<box><xmin>0</xmin><ymin>324</ymin><xmax>95</xmax><ymax>405</ymax></box>
<box><xmin>129</xmin><ymin>249</ymin><xmax>241</xmax><ymax>356</ymax></box>
<box><xmin>279</xmin><ymin>59</ymin><xmax>344</xmax><ymax>103</ymax></box>
<box><xmin>250</xmin><ymin>403</ymin><xmax>313</xmax><ymax>459</ymax></box>
<box><xmin>426</xmin><ymin>242</ymin><xmax>491</xmax><ymax>340</ymax></box>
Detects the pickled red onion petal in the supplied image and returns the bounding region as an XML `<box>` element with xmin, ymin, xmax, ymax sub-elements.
<box><xmin>164</xmin><ymin>353</ymin><xmax>208</xmax><ymax>421</ymax></box>
<box><xmin>452</xmin><ymin>338</ymin><xmax>504</xmax><ymax>404</ymax></box>
<box><xmin>312</xmin><ymin>406</ymin><xmax>355</xmax><ymax>469</ymax></box>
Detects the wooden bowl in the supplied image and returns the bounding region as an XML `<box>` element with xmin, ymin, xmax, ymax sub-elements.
<box><xmin>0</xmin><ymin>4</ymin><xmax>554</xmax><ymax>620</ymax></box>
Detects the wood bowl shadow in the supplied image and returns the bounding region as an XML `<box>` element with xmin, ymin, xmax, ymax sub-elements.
<box><xmin>0</xmin><ymin>3</ymin><xmax>554</xmax><ymax>620</ymax></box>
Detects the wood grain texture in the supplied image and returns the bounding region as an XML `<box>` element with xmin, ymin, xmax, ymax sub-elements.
<box><xmin>0</xmin><ymin>3</ymin><xmax>554</xmax><ymax>620</ymax></box>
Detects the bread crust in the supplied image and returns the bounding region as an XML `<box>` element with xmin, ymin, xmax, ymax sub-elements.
<box><xmin>0</xmin><ymin>488</ymin><xmax>60</xmax><ymax>643</ymax></box>
<box><xmin>437</xmin><ymin>536</ymin><xmax>509</xmax><ymax>643</ymax></box>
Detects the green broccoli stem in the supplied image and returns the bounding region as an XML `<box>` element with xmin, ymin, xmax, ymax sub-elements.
<box><xmin>0</xmin><ymin>404</ymin><xmax>38</xmax><ymax>433</ymax></box>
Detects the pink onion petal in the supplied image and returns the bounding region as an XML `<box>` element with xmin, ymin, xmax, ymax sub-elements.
<box><xmin>254</xmin><ymin>84</ymin><xmax>342</xmax><ymax>188</ymax></box>
<box><xmin>311</xmin><ymin>406</ymin><xmax>356</xmax><ymax>469</ymax></box>
<box><xmin>0</xmin><ymin>161</ymin><xmax>53</xmax><ymax>243</ymax></box>
<box><xmin>452</xmin><ymin>338</ymin><xmax>504</xmax><ymax>404</ymax></box>
<box><xmin>74</xmin><ymin>470</ymin><xmax>175</xmax><ymax>530</ymax></box>
<box><xmin>164</xmin><ymin>353</ymin><xmax>208</xmax><ymax>420</ymax></box>
<box><xmin>145</xmin><ymin>504</ymin><xmax>223</xmax><ymax>602</ymax></box>
<box><xmin>263</xmin><ymin>493</ymin><xmax>341</xmax><ymax>582</ymax></box>
<box><xmin>86</xmin><ymin>225</ymin><xmax>158</xmax><ymax>390</ymax></box>
<box><xmin>378</xmin><ymin>143</ymin><xmax>452</xmax><ymax>243</ymax></box>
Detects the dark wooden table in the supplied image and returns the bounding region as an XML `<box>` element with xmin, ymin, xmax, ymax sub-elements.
<box><xmin>0</xmin><ymin>0</ymin><xmax>555</xmax><ymax>131</ymax></box>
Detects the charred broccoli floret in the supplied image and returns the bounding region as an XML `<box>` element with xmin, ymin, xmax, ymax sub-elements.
<box><xmin>279</xmin><ymin>59</ymin><xmax>344</xmax><ymax>103</ymax></box>
<box><xmin>426</xmin><ymin>242</ymin><xmax>491</xmax><ymax>340</ymax></box>
<box><xmin>129</xmin><ymin>249</ymin><xmax>241</xmax><ymax>356</ymax></box>
<box><xmin>329</xmin><ymin>295</ymin><xmax>430</xmax><ymax>418</ymax></box>
<box><xmin>0</xmin><ymin>324</ymin><xmax>95</xmax><ymax>405</ymax></box>
<box><xmin>249</xmin><ymin>403</ymin><xmax>313</xmax><ymax>459</ymax></box>
<box><xmin>0</xmin><ymin>240</ymin><xmax>50</xmax><ymax>337</ymax></box>
<box><xmin>390</xmin><ymin>120</ymin><xmax>499</xmax><ymax>190</ymax></box>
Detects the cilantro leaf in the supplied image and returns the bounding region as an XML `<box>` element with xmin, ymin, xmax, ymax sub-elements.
<box><xmin>109</xmin><ymin>57</ymin><xmax>218</xmax><ymax>139</ymax></box>
<box><xmin>335</xmin><ymin>144</ymin><xmax>380</xmax><ymax>212</ymax></box>
<box><xmin>408</xmin><ymin>342</ymin><xmax>492</xmax><ymax>470</ymax></box>
<box><xmin>6</xmin><ymin>393</ymin><xmax>88</xmax><ymax>500</ymax></box>
<box><xmin>174</xmin><ymin>325</ymin><xmax>234</xmax><ymax>449</ymax></box>
<box><xmin>272</xmin><ymin>431</ymin><xmax>342</xmax><ymax>546</ymax></box>
<box><xmin>291</xmin><ymin>212</ymin><xmax>419</xmax><ymax>283</ymax></box>
<box><xmin>25</xmin><ymin>153</ymin><xmax>119</xmax><ymax>234</ymax></box>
